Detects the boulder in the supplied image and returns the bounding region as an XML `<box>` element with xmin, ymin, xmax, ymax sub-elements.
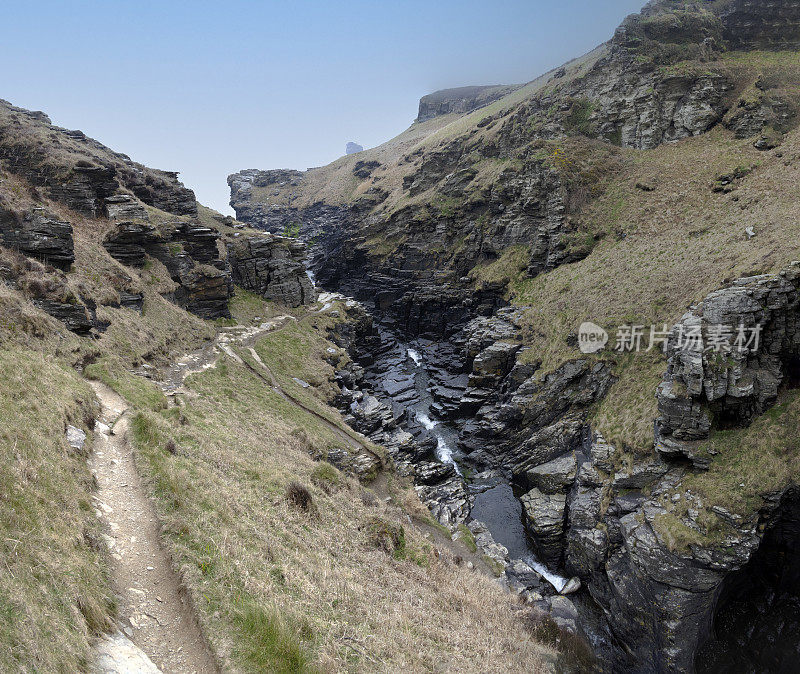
<box><xmin>525</xmin><ymin>452</ymin><xmax>577</xmax><ymax>494</ymax></box>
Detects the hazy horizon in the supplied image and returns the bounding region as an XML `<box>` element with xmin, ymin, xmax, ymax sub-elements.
<box><xmin>4</xmin><ymin>0</ymin><xmax>644</xmax><ymax>214</ymax></box>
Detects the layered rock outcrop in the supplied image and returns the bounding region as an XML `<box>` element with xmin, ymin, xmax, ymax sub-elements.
<box><xmin>0</xmin><ymin>207</ymin><xmax>74</xmax><ymax>269</ymax></box>
<box><xmin>656</xmin><ymin>265</ymin><xmax>800</xmax><ymax>467</ymax></box>
<box><xmin>227</xmin><ymin>234</ymin><xmax>315</xmax><ymax>307</ymax></box>
<box><xmin>0</xmin><ymin>99</ymin><xmax>197</xmax><ymax>217</ymax></box>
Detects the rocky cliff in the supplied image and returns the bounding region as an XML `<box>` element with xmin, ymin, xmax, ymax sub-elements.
<box><xmin>416</xmin><ymin>84</ymin><xmax>522</xmax><ymax>122</ymax></box>
<box><xmin>0</xmin><ymin>101</ymin><xmax>315</xmax><ymax>334</ymax></box>
<box><xmin>231</xmin><ymin>0</ymin><xmax>800</xmax><ymax>670</ymax></box>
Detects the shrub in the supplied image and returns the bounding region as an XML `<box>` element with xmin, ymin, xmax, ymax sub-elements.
<box><xmin>364</xmin><ymin>516</ymin><xmax>405</xmax><ymax>554</ymax></box>
<box><xmin>24</xmin><ymin>276</ymin><xmax>49</xmax><ymax>298</ymax></box>
<box><xmin>455</xmin><ymin>523</ymin><xmax>478</xmax><ymax>553</ymax></box>
<box><xmin>360</xmin><ymin>489</ymin><xmax>378</xmax><ymax>507</ymax></box>
<box><xmin>525</xmin><ymin>612</ymin><xmax>597</xmax><ymax>673</ymax></box>
<box><xmin>285</xmin><ymin>482</ymin><xmax>314</xmax><ymax>511</ymax></box>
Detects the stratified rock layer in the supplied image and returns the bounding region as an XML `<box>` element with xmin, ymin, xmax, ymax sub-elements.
<box><xmin>227</xmin><ymin>234</ymin><xmax>315</xmax><ymax>307</ymax></box>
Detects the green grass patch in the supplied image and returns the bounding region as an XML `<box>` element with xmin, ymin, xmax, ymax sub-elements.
<box><xmin>456</xmin><ymin>524</ymin><xmax>478</xmax><ymax>553</ymax></box>
<box><xmin>683</xmin><ymin>390</ymin><xmax>800</xmax><ymax>514</ymax></box>
<box><xmin>84</xmin><ymin>356</ymin><xmax>167</xmax><ymax>411</ymax></box>
<box><xmin>469</xmin><ymin>245</ymin><xmax>530</xmax><ymax>290</ymax></box>
<box><xmin>230</xmin><ymin>595</ymin><xmax>313</xmax><ymax>674</ymax></box>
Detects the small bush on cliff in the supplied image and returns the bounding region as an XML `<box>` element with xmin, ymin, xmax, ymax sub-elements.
<box><xmin>285</xmin><ymin>482</ymin><xmax>314</xmax><ymax>512</ymax></box>
<box><xmin>364</xmin><ymin>516</ymin><xmax>405</xmax><ymax>554</ymax></box>
<box><xmin>525</xmin><ymin>612</ymin><xmax>597</xmax><ymax>673</ymax></box>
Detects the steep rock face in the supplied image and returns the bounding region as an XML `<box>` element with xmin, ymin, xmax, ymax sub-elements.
<box><xmin>175</xmin><ymin>265</ymin><xmax>232</xmax><ymax>320</ymax></box>
<box><xmin>582</xmin><ymin>67</ymin><xmax>732</xmax><ymax>150</ymax></box>
<box><xmin>719</xmin><ymin>0</ymin><xmax>800</xmax><ymax>50</ymax></box>
<box><xmin>0</xmin><ymin>207</ymin><xmax>74</xmax><ymax>269</ymax></box>
<box><xmin>102</xmin><ymin>221</ymin><xmax>162</xmax><ymax>267</ymax></box>
<box><xmin>416</xmin><ymin>85</ymin><xmax>522</xmax><ymax>122</ymax></box>
<box><xmin>100</xmin><ymin>197</ymin><xmax>233</xmax><ymax>319</ymax></box>
<box><xmin>227</xmin><ymin>234</ymin><xmax>315</xmax><ymax>307</ymax></box>
<box><xmin>227</xmin><ymin>169</ymin><xmax>306</xmax><ymax>232</ymax></box>
<box><xmin>656</xmin><ymin>265</ymin><xmax>800</xmax><ymax>467</ymax></box>
<box><xmin>0</xmin><ymin>99</ymin><xmax>197</xmax><ymax>217</ymax></box>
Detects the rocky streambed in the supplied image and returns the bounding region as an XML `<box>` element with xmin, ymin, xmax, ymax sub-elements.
<box><xmin>318</xmin><ymin>294</ymin><xmax>604</xmax><ymax>639</ymax></box>
<box><xmin>314</xmin><ymin>267</ymin><xmax>800</xmax><ymax>673</ymax></box>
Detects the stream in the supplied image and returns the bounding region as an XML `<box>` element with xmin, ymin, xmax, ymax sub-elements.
<box><xmin>353</xmin><ymin>316</ymin><xmax>570</xmax><ymax>592</ymax></box>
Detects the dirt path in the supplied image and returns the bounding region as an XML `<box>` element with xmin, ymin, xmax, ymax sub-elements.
<box><xmin>87</xmin><ymin>295</ymin><xmax>483</xmax><ymax>672</ymax></box>
<box><xmin>89</xmin><ymin>381</ymin><xmax>218</xmax><ymax>674</ymax></box>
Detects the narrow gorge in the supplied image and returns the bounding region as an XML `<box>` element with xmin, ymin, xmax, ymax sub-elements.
<box><xmin>227</xmin><ymin>1</ymin><xmax>800</xmax><ymax>670</ymax></box>
<box><xmin>4</xmin><ymin>1</ymin><xmax>800</xmax><ymax>672</ymax></box>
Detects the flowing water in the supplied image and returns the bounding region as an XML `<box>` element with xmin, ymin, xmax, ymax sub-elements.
<box><xmin>361</xmin><ymin>323</ymin><xmax>570</xmax><ymax>588</ymax></box>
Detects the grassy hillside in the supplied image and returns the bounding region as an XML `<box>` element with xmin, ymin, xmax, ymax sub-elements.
<box><xmin>128</xmin><ymin>310</ymin><xmax>554</xmax><ymax>671</ymax></box>
<box><xmin>0</xmin><ymin>134</ymin><xmax>557</xmax><ymax>670</ymax></box>
<box><xmin>0</xmin><ymin>349</ymin><xmax>114</xmax><ymax>672</ymax></box>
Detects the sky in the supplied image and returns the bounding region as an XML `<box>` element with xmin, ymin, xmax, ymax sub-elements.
<box><xmin>2</xmin><ymin>0</ymin><xmax>645</xmax><ymax>214</ymax></box>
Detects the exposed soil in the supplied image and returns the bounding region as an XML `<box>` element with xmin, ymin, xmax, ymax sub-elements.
<box><xmin>89</xmin><ymin>381</ymin><xmax>218</xmax><ymax>674</ymax></box>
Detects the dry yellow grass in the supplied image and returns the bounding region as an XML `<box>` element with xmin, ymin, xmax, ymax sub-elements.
<box><xmin>129</xmin><ymin>332</ymin><xmax>555</xmax><ymax>672</ymax></box>
<box><xmin>498</xmin><ymin>124</ymin><xmax>800</xmax><ymax>451</ymax></box>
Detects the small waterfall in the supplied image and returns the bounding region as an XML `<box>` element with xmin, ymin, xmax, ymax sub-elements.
<box><xmin>525</xmin><ymin>556</ymin><xmax>569</xmax><ymax>593</ymax></box>
<box><xmin>407</xmin><ymin>349</ymin><xmax>461</xmax><ymax>476</ymax></box>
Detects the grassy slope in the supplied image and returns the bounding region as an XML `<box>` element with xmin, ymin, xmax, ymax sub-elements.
<box><xmin>126</xmin><ymin>300</ymin><xmax>553</xmax><ymax>672</ymax></box>
<box><xmin>0</xmin><ymin>349</ymin><xmax>114</xmax><ymax>672</ymax></box>
<box><xmin>0</xmin><ymin>154</ymin><xmax>553</xmax><ymax>670</ymax></box>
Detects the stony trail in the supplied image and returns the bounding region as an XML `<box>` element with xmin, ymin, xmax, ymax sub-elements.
<box><xmin>88</xmin><ymin>381</ymin><xmax>218</xmax><ymax>674</ymax></box>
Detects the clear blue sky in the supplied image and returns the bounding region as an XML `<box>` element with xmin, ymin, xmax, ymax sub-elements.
<box><xmin>2</xmin><ymin>0</ymin><xmax>644</xmax><ymax>213</ymax></box>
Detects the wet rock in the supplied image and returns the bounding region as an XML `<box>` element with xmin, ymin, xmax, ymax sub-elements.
<box><xmin>560</xmin><ymin>576</ymin><xmax>581</xmax><ymax>595</ymax></box>
<box><xmin>414</xmin><ymin>460</ymin><xmax>456</xmax><ymax>485</ymax></box>
<box><xmin>417</xmin><ymin>476</ymin><xmax>471</xmax><ymax>528</ymax></box>
<box><xmin>505</xmin><ymin>559</ymin><xmax>545</xmax><ymax>595</ymax></box>
<box><xmin>521</xmin><ymin>488</ymin><xmax>567</xmax><ymax>566</ymax></box>
<box><xmin>524</xmin><ymin>452</ymin><xmax>577</xmax><ymax>494</ymax></box>
<box><xmin>533</xmin><ymin>595</ymin><xmax>580</xmax><ymax>633</ymax></box>
<box><xmin>468</xmin><ymin>519</ymin><xmax>510</xmax><ymax>568</ymax></box>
